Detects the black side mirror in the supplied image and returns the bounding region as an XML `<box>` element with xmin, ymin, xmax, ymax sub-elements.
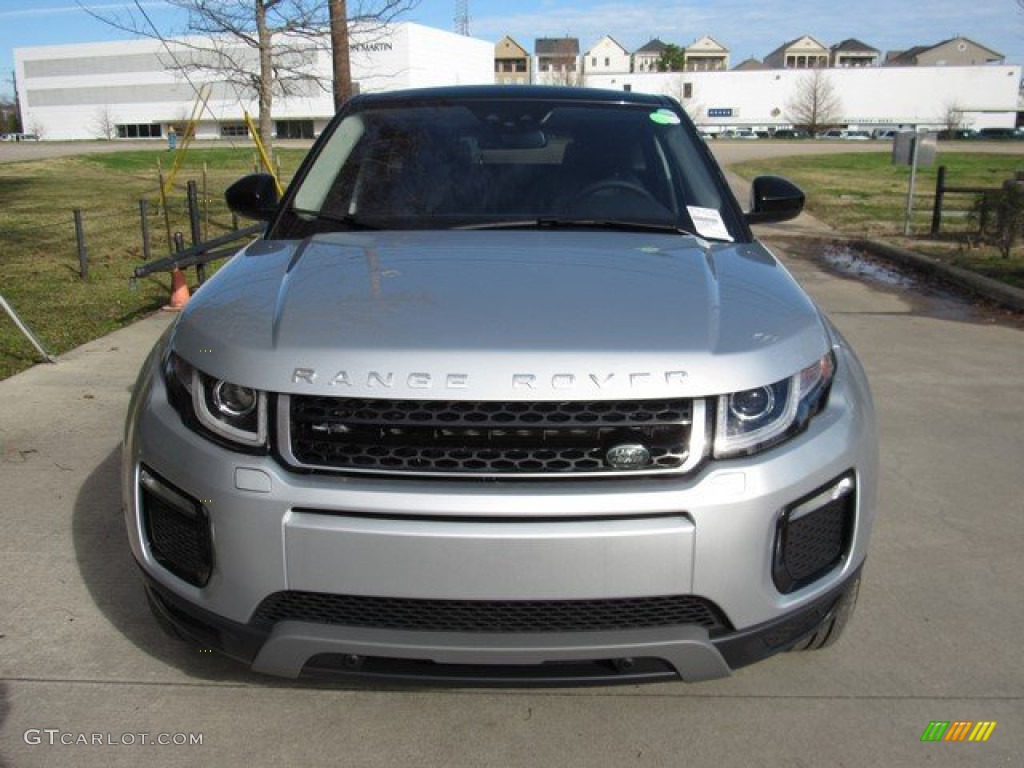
<box><xmin>225</xmin><ymin>173</ymin><xmax>280</xmax><ymax>222</ymax></box>
<box><xmin>745</xmin><ymin>176</ymin><xmax>805</xmax><ymax>225</ymax></box>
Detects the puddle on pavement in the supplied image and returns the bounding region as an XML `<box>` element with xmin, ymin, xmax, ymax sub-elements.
<box><xmin>785</xmin><ymin>238</ymin><xmax>1022</xmax><ymax>328</ymax></box>
<box><xmin>821</xmin><ymin>244</ymin><xmax>918</xmax><ymax>289</ymax></box>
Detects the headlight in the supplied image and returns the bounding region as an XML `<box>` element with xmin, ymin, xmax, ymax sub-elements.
<box><xmin>714</xmin><ymin>352</ymin><xmax>835</xmax><ymax>458</ymax></box>
<box><xmin>163</xmin><ymin>352</ymin><xmax>268</xmax><ymax>449</ymax></box>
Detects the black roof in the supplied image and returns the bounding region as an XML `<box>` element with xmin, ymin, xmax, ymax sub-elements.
<box><xmin>831</xmin><ymin>38</ymin><xmax>879</xmax><ymax>53</ymax></box>
<box><xmin>635</xmin><ymin>38</ymin><xmax>668</xmax><ymax>54</ymax></box>
<box><xmin>535</xmin><ymin>37</ymin><xmax>580</xmax><ymax>55</ymax></box>
<box><xmin>346</xmin><ymin>84</ymin><xmax>673</xmax><ymax>108</ymax></box>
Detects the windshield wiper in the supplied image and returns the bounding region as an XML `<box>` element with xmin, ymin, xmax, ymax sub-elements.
<box><xmin>290</xmin><ymin>208</ymin><xmax>379</xmax><ymax>230</ymax></box>
<box><xmin>455</xmin><ymin>218</ymin><xmax>705</xmax><ymax>237</ymax></box>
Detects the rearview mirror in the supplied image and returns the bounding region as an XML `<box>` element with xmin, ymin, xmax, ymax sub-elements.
<box><xmin>745</xmin><ymin>176</ymin><xmax>805</xmax><ymax>225</ymax></box>
<box><xmin>225</xmin><ymin>174</ymin><xmax>280</xmax><ymax>222</ymax></box>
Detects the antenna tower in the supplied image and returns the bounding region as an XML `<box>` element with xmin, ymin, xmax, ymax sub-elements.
<box><xmin>454</xmin><ymin>0</ymin><xmax>469</xmax><ymax>36</ymax></box>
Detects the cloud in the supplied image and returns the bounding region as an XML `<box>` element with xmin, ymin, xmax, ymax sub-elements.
<box><xmin>0</xmin><ymin>2</ymin><xmax>169</xmax><ymax>20</ymax></box>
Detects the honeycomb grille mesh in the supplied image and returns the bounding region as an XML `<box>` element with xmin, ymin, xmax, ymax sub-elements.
<box><xmin>251</xmin><ymin>591</ymin><xmax>731</xmax><ymax>635</ymax></box>
<box><xmin>141</xmin><ymin>487</ymin><xmax>212</xmax><ymax>588</ymax></box>
<box><xmin>784</xmin><ymin>502</ymin><xmax>848</xmax><ymax>584</ymax></box>
<box><xmin>286</xmin><ymin>396</ymin><xmax>694</xmax><ymax>475</ymax></box>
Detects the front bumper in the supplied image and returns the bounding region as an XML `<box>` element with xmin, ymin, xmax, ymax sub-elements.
<box><xmin>143</xmin><ymin>564</ymin><xmax>862</xmax><ymax>684</ymax></box>
<box><xmin>123</xmin><ymin>337</ymin><xmax>877</xmax><ymax>683</ymax></box>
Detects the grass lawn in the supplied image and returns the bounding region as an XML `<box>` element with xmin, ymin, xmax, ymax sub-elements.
<box><xmin>0</xmin><ymin>147</ymin><xmax>308</xmax><ymax>379</ymax></box>
<box><xmin>731</xmin><ymin>151</ymin><xmax>1024</xmax><ymax>289</ymax></box>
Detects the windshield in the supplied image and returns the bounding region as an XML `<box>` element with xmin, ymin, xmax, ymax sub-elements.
<box><xmin>278</xmin><ymin>97</ymin><xmax>739</xmax><ymax>241</ymax></box>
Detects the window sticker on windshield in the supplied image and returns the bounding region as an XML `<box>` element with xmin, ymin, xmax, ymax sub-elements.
<box><xmin>649</xmin><ymin>109</ymin><xmax>681</xmax><ymax>126</ymax></box>
<box><xmin>686</xmin><ymin>206</ymin><xmax>733</xmax><ymax>241</ymax></box>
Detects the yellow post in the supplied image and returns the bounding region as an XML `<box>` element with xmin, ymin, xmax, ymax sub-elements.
<box><xmin>157</xmin><ymin>157</ymin><xmax>173</xmax><ymax>252</ymax></box>
<box><xmin>162</xmin><ymin>84</ymin><xmax>211</xmax><ymax>200</ymax></box>
<box><xmin>244</xmin><ymin>111</ymin><xmax>284</xmax><ymax>197</ymax></box>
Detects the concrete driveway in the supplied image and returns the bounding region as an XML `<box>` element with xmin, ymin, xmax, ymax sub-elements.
<box><xmin>1</xmin><ymin>191</ymin><xmax>1022</xmax><ymax>765</ymax></box>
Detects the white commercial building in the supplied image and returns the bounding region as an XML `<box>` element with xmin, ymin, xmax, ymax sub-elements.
<box><xmin>14</xmin><ymin>23</ymin><xmax>494</xmax><ymax>141</ymax></box>
<box><xmin>587</xmin><ymin>66</ymin><xmax>1022</xmax><ymax>133</ymax></box>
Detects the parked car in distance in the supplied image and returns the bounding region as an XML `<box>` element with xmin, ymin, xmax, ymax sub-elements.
<box><xmin>719</xmin><ymin>128</ymin><xmax>759</xmax><ymax>139</ymax></box>
<box><xmin>871</xmin><ymin>129</ymin><xmax>898</xmax><ymax>140</ymax></box>
<box><xmin>937</xmin><ymin>128</ymin><xmax>979</xmax><ymax>140</ymax></box>
<box><xmin>772</xmin><ymin>128</ymin><xmax>809</xmax><ymax>139</ymax></box>
<box><xmin>976</xmin><ymin>127</ymin><xmax>1022</xmax><ymax>140</ymax></box>
<box><xmin>124</xmin><ymin>85</ymin><xmax>878</xmax><ymax>685</ymax></box>
<box><xmin>817</xmin><ymin>129</ymin><xmax>869</xmax><ymax>141</ymax></box>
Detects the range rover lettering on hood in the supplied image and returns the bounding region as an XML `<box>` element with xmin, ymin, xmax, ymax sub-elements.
<box><xmin>291</xmin><ymin>369</ymin><xmax>689</xmax><ymax>390</ymax></box>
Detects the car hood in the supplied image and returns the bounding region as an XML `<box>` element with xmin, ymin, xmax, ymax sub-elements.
<box><xmin>171</xmin><ymin>230</ymin><xmax>828</xmax><ymax>398</ymax></box>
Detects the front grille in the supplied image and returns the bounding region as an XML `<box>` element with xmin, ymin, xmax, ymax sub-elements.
<box><xmin>251</xmin><ymin>591</ymin><xmax>731</xmax><ymax>635</ymax></box>
<box><xmin>284</xmin><ymin>395</ymin><xmax>697</xmax><ymax>476</ymax></box>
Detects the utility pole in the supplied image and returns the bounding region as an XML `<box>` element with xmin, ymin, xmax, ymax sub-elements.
<box><xmin>7</xmin><ymin>70</ymin><xmax>23</xmax><ymax>133</ymax></box>
<box><xmin>329</xmin><ymin>0</ymin><xmax>352</xmax><ymax>113</ymax></box>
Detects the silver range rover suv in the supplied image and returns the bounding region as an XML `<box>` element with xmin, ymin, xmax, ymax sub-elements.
<box><xmin>124</xmin><ymin>86</ymin><xmax>877</xmax><ymax>684</ymax></box>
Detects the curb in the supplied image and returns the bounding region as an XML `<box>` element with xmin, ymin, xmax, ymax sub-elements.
<box><xmin>852</xmin><ymin>238</ymin><xmax>1024</xmax><ymax>313</ymax></box>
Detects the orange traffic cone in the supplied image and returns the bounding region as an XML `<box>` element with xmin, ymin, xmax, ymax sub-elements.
<box><xmin>163</xmin><ymin>268</ymin><xmax>191</xmax><ymax>311</ymax></box>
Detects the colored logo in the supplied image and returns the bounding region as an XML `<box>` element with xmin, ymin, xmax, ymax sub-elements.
<box><xmin>920</xmin><ymin>721</ymin><xmax>996</xmax><ymax>743</ymax></box>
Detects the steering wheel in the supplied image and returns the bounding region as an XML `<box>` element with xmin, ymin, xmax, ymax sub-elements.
<box><xmin>570</xmin><ymin>179</ymin><xmax>661</xmax><ymax>207</ymax></box>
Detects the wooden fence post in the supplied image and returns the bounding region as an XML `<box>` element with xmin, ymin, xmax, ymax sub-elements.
<box><xmin>73</xmin><ymin>209</ymin><xmax>88</xmax><ymax>279</ymax></box>
<box><xmin>186</xmin><ymin>180</ymin><xmax>206</xmax><ymax>285</ymax></box>
<box><xmin>930</xmin><ymin>165</ymin><xmax>946</xmax><ymax>236</ymax></box>
<box><xmin>139</xmin><ymin>199</ymin><xmax>151</xmax><ymax>262</ymax></box>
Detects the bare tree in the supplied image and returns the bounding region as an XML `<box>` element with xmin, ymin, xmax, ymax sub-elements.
<box><xmin>786</xmin><ymin>69</ymin><xmax>842</xmax><ymax>136</ymax></box>
<box><xmin>86</xmin><ymin>0</ymin><xmax>416</xmax><ymax>152</ymax></box>
<box><xmin>941</xmin><ymin>100</ymin><xmax>965</xmax><ymax>135</ymax></box>
<box><xmin>662</xmin><ymin>76</ymin><xmax>703</xmax><ymax>124</ymax></box>
<box><xmin>92</xmin><ymin>105</ymin><xmax>118</xmax><ymax>140</ymax></box>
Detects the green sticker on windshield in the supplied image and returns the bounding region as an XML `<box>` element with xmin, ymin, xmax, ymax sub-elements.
<box><xmin>650</xmin><ymin>109</ymin><xmax>681</xmax><ymax>126</ymax></box>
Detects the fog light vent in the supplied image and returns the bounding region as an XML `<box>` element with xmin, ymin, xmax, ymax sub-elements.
<box><xmin>773</xmin><ymin>473</ymin><xmax>855</xmax><ymax>593</ymax></box>
<box><xmin>140</xmin><ymin>467</ymin><xmax>212</xmax><ymax>587</ymax></box>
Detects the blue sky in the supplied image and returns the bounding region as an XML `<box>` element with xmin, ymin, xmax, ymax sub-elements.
<box><xmin>1</xmin><ymin>0</ymin><xmax>1021</xmax><ymax>99</ymax></box>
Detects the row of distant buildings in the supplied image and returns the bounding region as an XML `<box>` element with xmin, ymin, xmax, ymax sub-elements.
<box><xmin>12</xmin><ymin>23</ymin><xmax>1020</xmax><ymax>142</ymax></box>
<box><xmin>496</xmin><ymin>34</ymin><xmax>1007</xmax><ymax>84</ymax></box>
